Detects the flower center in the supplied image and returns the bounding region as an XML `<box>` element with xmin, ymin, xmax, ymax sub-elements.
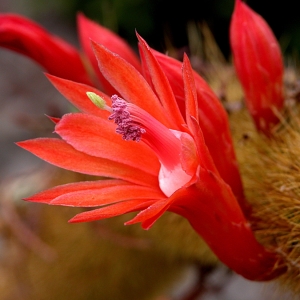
<box><xmin>88</xmin><ymin>92</ymin><xmax>199</xmax><ymax>196</ymax></box>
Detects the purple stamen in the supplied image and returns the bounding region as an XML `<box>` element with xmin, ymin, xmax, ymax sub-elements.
<box><xmin>109</xmin><ymin>95</ymin><xmax>146</xmax><ymax>142</ymax></box>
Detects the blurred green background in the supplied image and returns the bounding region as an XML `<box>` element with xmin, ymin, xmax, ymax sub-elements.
<box><xmin>3</xmin><ymin>0</ymin><xmax>300</xmax><ymax>60</ymax></box>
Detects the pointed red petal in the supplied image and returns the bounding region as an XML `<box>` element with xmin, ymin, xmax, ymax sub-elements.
<box><xmin>137</xmin><ymin>42</ymin><xmax>153</xmax><ymax>87</ymax></box>
<box><xmin>182</xmin><ymin>54</ymin><xmax>199</xmax><ymax>128</ymax></box>
<box><xmin>25</xmin><ymin>179</ymin><xmax>127</xmax><ymax>203</ymax></box>
<box><xmin>46</xmin><ymin>115</ymin><xmax>60</xmax><ymax>124</ymax></box>
<box><xmin>0</xmin><ymin>13</ymin><xmax>92</xmax><ymax>85</ymax></box>
<box><xmin>188</xmin><ymin>117</ymin><xmax>219</xmax><ymax>174</ymax></box>
<box><xmin>91</xmin><ymin>41</ymin><xmax>170</xmax><ymax>127</ymax></box>
<box><xmin>154</xmin><ymin>51</ymin><xmax>230</xmax><ymax>136</ymax></box>
<box><xmin>154</xmin><ymin>51</ymin><xmax>244</xmax><ymax>203</ymax></box>
<box><xmin>78</xmin><ymin>13</ymin><xmax>141</xmax><ymax>94</ymax></box>
<box><xmin>55</xmin><ymin>113</ymin><xmax>160</xmax><ymax>175</ymax></box>
<box><xmin>69</xmin><ymin>199</ymin><xmax>156</xmax><ymax>223</ymax></box>
<box><xmin>137</xmin><ymin>33</ymin><xmax>184</xmax><ymax>129</ymax></box>
<box><xmin>46</xmin><ymin>74</ymin><xmax>111</xmax><ymax>117</ymax></box>
<box><xmin>78</xmin><ymin>14</ymin><xmax>141</xmax><ymax>69</ymax></box>
<box><xmin>17</xmin><ymin>138</ymin><xmax>158</xmax><ymax>187</ymax></box>
<box><xmin>152</xmin><ymin>51</ymin><xmax>187</xmax><ymax>115</ymax></box>
<box><xmin>50</xmin><ymin>184</ymin><xmax>164</xmax><ymax>207</ymax></box>
<box><xmin>125</xmin><ymin>199</ymin><xmax>171</xmax><ymax>229</ymax></box>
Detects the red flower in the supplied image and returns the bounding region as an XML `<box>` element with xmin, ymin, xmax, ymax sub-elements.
<box><xmin>0</xmin><ymin>13</ymin><xmax>245</xmax><ymax>211</ymax></box>
<box><xmin>1</xmin><ymin>12</ymin><xmax>286</xmax><ymax>280</ymax></box>
<box><xmin>16</xmin><ymin>34</ymin><xmax>285</xmax><ymax>280</ymax></box>
<box><xmin>230</xmin><ymin>0</ymin><xmax>284</xmax><ymax>135</ymax></box>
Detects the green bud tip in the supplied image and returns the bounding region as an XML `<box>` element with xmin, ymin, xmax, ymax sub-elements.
<box><xmin>86</xmin><ymin>92</ymin><xmax>107</xmax><ymax>110</ymax></box>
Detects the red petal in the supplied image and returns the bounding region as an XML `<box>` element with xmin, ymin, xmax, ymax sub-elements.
<box><xmin>78</xmin><ymin>13</ymin><xmax>141</xmax><ymax>94</ymax></box>
<box><xmin>25</xmin><ymin>180</ymin><xmax>165</xmax><ymax>207</ymax></box>
<box><xmin>46</xmin><ymin>74</ymin><xmax>111</xmax><ymax>118</ymax></box>
<box><xmin>137</xmin><ymin>33</ymin><xmax>184</xmax><ymax>129</ymax></box>
<box><xmin>188</xmin><ymin>117</ymin><xmax>219</xmax><ymax>173</ymax></box>
<box><xmin>55</xmin><ymin>113</ymin><xmax>160</xmax><ymax>175</ymax></box>
<box><xmin>69</xmin><ymin>199</ymin><xmax>155</xmax><ymax>223</ymax></box>
<box><xmin>125</xmin><ymin>199</ymin><xmax>171</xmax><ymax>229</ymax></box>
<box><xmin>154</xmin><ymin>51</ymin><xmax>230</xmax><ymax>137</ymax></box>
<box><xmin>155</xmin><ymin>51</ymin><xmax>244</xmax><ymax>203</ymax></box>
<box><xmin>46</xmin><ymin>115</ymin><xmax>60</xmax><ymax>124</ymax></box>
<box><xmin>91</xmin><ymin>41</ymin><xmax>170</xmax><ymax>127</ymax></box>
<box><xmin>152</xmin><ymin>51</ymin><xmax>186</xmax><ymax>115</ymax></box>
<box><xmin>0</xmin><ymin>13</ymin><xmax>92</xmax><ymax>85</ymax></box>
<box><xmin>50</xmin><ymin>184</ymin><xmax>164</xmax><ymax>207</ymax></box>
<box><xmin>182</xmin><ymin>54</ymin><xmax>199</xmax><ymax>128</ymax></box>
<box><xmin>25</xmin><ymin>179</ymin><xmax>127</xmax><ymax>203</ymax></box>
<box><xmin>17</xmin><ymin>138</ymin><xmax>158</xmax><ymax>187</ymax></box>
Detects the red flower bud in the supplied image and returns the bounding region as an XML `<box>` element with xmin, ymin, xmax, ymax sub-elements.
<box><xmin>0</xmin><ymin>14</ymin><xmax>92</xmax><ymax>85</ymax></box>
<box><xmin>230</xmin><ymin>0</ymin><xmax>284</xmax><ymax>135</ymax></box>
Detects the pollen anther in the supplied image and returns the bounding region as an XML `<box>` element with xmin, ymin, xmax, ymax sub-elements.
<box><xmin>109</xmin><ymin>95</ymin><xmax>146</xmax><ymax>142</ymax></box>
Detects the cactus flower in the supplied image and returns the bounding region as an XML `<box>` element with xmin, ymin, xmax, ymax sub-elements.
<box><xmin>0</xmin><ymin>12</ymin><xmax>246</xmax><ymax>212</ymax></box>
<box><xmin>230</xmin><ymin>0</ymin><xmax>284</xmax><ymax>135</ymax></box>
<box><xmin>17</xmin><ymin>35</ymin><xmax>285</xmax><ymax>281</ymax></box>
<box><xmin>0</xmin><ymin>11</ymin><xmax>287</xmax><ymax>281</ymax></box>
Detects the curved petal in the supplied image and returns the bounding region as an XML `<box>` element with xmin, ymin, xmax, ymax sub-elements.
<box><xmin>154</xmin><ymin>51</ymin><xmax>229</xmax><ymax>133</ymax></box>
<box><xmin>185</xmin><ymin>117</ymin><xmax>217</xmax><ymax>174</ymax></box>
<box><xmin>91</xmin><ymin>41</ymin><xmax>170</xmax><ymax>127</ymax></box>
<box><xmin>25</xmin><ymin>179</ymin><xmax>127</xmax><ymax>203</ymax></box>
<box><xmin>154</xmin><ymin>51</ymin><xmax>244</xmax><ymax>203</ymax></box>
<box><xmin>69</xmin><ymin>199</ymin><xmax>156</xmax><ymax>223</ymax></box>
<box><xmin>125</xmin><ymin>199</ymin><xmax>172</xmax><ymax>229</ymax></box>
<box><xmin>55</xmin><ymin>113</ymin><xmax>160</xmax><ymax>175</ymax></box>
<box><xmin>17</xmin><ymin>138</ymin><xmax>159</xmax><ymax>187</ymax></box>
<box><xmin>46</xmin><ymin>74</ymin><xmax>111</xmax><ymax>118</ymax></box>
<box><xmin>28</xmin><ymin>177</ymin><xmax>165</xmax><ymax>224</ymax></box>
<box><xmin>0</xmin><ymin>13</ymin><xmax>92</xmax><ymax>85</ymax></box>
<box><xmin>78</xmin><ymin>13</ymin><xmax>141</xmax><ymax>94</ymax></box>
<box><xmin>50</xmin><ymin>184</ymin><xmax>165</xmax><ymax>207</ymax></box>
<box><xmin>182</xmin><ymin>54</ymin><xmax>198</xmax><ymax>126</ymax></box>
<box><xmin>46</xmin><ymin>115</ymin><xmax>60</xmax><ymax>124</ymax></box>
<box><xmin>137</xmin><ymin>33</ymin><xmax>184</xmax><ymax>130</ymax></box>
<box><xmin>181</xmin><ymin>55</ymin><xmax>219</xmax><ymax>173</ymax></box>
